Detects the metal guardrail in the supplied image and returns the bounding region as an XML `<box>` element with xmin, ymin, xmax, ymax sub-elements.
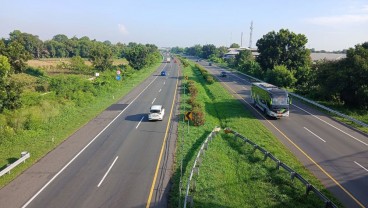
<box><xmin>289</xmin><ymin>92</ymin><xmax>368</xmax><ymax>127</ymax></box>
<box><xmin>0</xmin><ymin>151</ymin><xmax>30</xmax><ymax>177</ymax></box>
<box><xmin>219</xmin><ymin>67</ymin><xmax>368</xmax><ymax>128</ymax></box>
<box><xmin>224</xmin><ymin>128</ymin><xmax>338</xmax><ymax>208</ymax></box>
<box><xmin>184</xmin><ymin>127</ymin><xmax>220</xmax><ymax>208</ymax></box>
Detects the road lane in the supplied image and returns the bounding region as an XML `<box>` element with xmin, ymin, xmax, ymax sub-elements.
<box><xmin>21</xmin><ymin>60</ymin><xmax>179</xmax><ymax>208</ymax></box>
<box><xmin>196</xmin><ymin>59</ymin><xmax>368</xmax><ymax>208</ymax></box>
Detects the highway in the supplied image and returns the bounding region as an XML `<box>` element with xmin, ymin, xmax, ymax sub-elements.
<box><xmin>0</xmin><ymin>59</ymin><xmax>179</xmax><ymax>208</ymax></box>
<box><xmin>196</xmin><ymin>60</ymin><xmax>368</xmax><ymax>208</ymax></box>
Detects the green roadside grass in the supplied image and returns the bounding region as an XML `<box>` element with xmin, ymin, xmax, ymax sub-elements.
<box><xmin>170</xmin><ymin>61</ymin><xmax>343</xmax><ymax>207</ymax></box>
<box><xmin>0</xmin><ymin>62</ymin><xmax>161</xmax><ymax>188</ymax></box>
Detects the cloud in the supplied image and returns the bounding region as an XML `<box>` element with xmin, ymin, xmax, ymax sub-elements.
<box><xmin>118</xmin><ymin>23</ymin><xmax>128</xmax><ymax>35</ymax></box>
<box><xmin>305</xmin><ymin>14</ymin><xmax>368</xmax><ymax>25</ymax></box>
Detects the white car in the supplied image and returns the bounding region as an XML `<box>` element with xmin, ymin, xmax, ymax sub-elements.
<box><xmin>148</xmin><ymin>105</ymin><xmax>165</xmax><ymax>121</ymax></box>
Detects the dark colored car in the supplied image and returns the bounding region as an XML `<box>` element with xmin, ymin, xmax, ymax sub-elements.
<box><xmin>161</xmin><ymin>71</ymin><xmax>166</xmax><ymax>76</ymax></box>
<box><xmin>220</xmin><ymin>71</ymin><xmax>227</xmax><ymax>77</ymax></box>
<box><xmin>209</xmin><ymin>62</ymin><xmax>212</xmax><ymax>66</ymax></box>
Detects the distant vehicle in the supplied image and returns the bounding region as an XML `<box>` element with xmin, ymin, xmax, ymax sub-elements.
<box><xmin>209</xmin><ymin>62</ymin><xmax>212</xmax><ymax>66</ymax></box>
<box><xmin>251</xmin><ymin>82</ymin><xmax>291</xmax><ymax>118</ymax></box>
<box><xmin>161</xmin><ymin>71</ymin><xmax>166</xmax><ymax>76</ymax></box>
<box><xmin>166</xmin><ymin>57</ymin><xmax>171</xmax><ymax>63</ymax></box>
<box><xmin>220</xmin><ymin>71</ymin><xmax>227</xmax><ymax>77</ymax></box>
<box><xmin>148</xmin><ymin>105</ymin><xmax>165</xmax><ymax>121</ymax></box>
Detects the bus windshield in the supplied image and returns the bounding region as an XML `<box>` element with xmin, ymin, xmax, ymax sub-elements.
<box><xmin>272</xmin><ymin>95</ymin><xmax>288</xmax><ymax>105</ymax></box>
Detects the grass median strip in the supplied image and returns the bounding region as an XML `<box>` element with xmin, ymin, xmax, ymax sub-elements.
<box><xmin>170</xmin><ymin>60</ymin><xmax>342</xmax><ymax>207</ymax></box>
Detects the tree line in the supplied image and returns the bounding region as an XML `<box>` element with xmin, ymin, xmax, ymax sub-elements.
<box><xmin>0</xmin><ymin>30</ymin><xmax>161</xmax><ymax>112</ymax></box>
<box><xmin>172</xmin><ymin>29</ymin><xmax>368</xmax><ymax>110</ymax></box>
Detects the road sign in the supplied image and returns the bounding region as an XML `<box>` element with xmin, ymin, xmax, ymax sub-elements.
<box><xmin>116</xmin><ymin>75</ymin><xmax>121</xmax><ymax>80</ymax></box>
<box><xmin>185</xmin><ymin>111</ymin><xmax>193</xmax><ymax>121</ymax></box>
<box><xmin>117</xmin><ymin>70</ymin><xmax>121</xmax><ymax>75</ymax></box>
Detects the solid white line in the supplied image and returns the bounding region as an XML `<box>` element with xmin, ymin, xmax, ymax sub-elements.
<box><xmin>159</xmin><ymin>89</ymin><xmax>162</xmax><ymax>92</ymax></box>
<box><xmin>97</xmin><ymin>156</ymin><xmax>119</xmax><ymax>187</ymax></box>
<box><xmin>294</xmin><ymin>105</ymin><xmax>368</xmax><ymax>146</ymax></box>
<box><xmin>136</xmin><ymin>116</ymin><xmax>144</xmax><ymax>129</ymax></box>
<box><xmin>304</xmin><ymin>127</ymin><xmax>326</xmax><ymax>142</ymax></box>
<box><xmin>164</xmin><ymin>81</ymin><xmax>166</xmax><ymax>85</ymax></box>
<box><xmin>152</xmin><ymin>98</ymin><xmax>156</xmax><ymax>104</ymax></box>
<box><xmin>22</xmin><ymin>73</ymin><xmax>160</xmax><ymax>208</ymax></box>
<box><xmin>354</xmin><ymin>161</ymin><xmax>368</xmax><ymax>172</ymax></box>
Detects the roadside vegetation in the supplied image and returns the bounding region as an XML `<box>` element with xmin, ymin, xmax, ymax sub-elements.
<box><xmin>0</xmin><ymin>30</ymin><xmax>163</xmax><ymax>187</ymax></box>
<box><xmin>170</xmin><ymin>58</ymin><xmax>342</xmax><ymax>207</ymax></box>
<box><xmin>171</xmin><ymin>29</ymin><xmax>368</xmax><ymax>133</ymax></box>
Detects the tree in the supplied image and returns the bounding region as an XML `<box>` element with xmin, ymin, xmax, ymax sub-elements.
<box><xmin>340</xmin><ymin>42</ymin><xmax>368</xmax><ymax>108</ymax></box>
<box><xmin>201</xmin><ymin>44</ymin><xmax>217</xmax><ymax>59</ymax></box>
<box><xmin>0</xmin><ymin>55</ymin><xmax>11</xmax><ymax>81</ymax></box>
<box><xmin>234</xmin><ymin>50</ymin><xmax>253</xmax><ymax>68</ymax></box>
<box><xmin>256</xmin><ymin>29</ymin><xmax>311</xmax><ymax>72</ymax></box>
<box><xmin>265</xmin><ymin>65</ymin><xmax>296</xmax><ymax>88</ymax></box>
<box><xmin>9</xmin><ymin>30</ymin><xmax>43</xmax><ymax>58</ymax></box>
<box><xmin>89</xmin><ymin>43</ymin><xmax>113</xmax><ymax>71</ymax></box>
<box><xmin>185</xmin><ymin>44</ymin><xmax>202</xmax><ymax>57</ymax></box>
<box><xmin>4</xmin><ymin>41</ymin><xmax>32</xmax><ymax>73</ymax></box>
<box><xmin>69</xmin><ymin>56</ymin><xmax>89</xmax><ymax>72</ymax></box>
<box><xmin>230</xmin><ymin>43</ymin><xmax>240</xmax><ymax>48</ymax></box>
<box><xmin>52</xmin><ymin>34</ymin><xmax>69</xmax><ymax>43</ymax></box>
<box><xmin>0</xmin><ymin>55</ymin><xmax>21</xmax><ymax>112</ymax></box>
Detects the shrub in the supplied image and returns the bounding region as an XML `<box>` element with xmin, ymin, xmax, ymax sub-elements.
<box><xmin>25</xmin><ymin>67</ymin><xmax>45</xmax><ymax>77</ymax></box>
<box><xmin>206</xmin><ymin>75</ymin><xmax>214</xmax><ymax>84</ymax></box>
<box><xmin>192</xmin><ymin>106</ymin><xmax>205</xmax><ymax>126</ymax></box>
<box><xmin>188</xmin><ymin>85</ymin><xmax>198</xmax><ymax>97</ymax></box>
<box><xmin>187</xmin><ymin>96</ymin><xmax>196</xmax><ymax>105</ymax></box>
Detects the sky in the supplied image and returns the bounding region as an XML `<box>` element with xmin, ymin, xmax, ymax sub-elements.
<box><xmin>1</xmin><ymin>0</ymin><xmax>367</xmax><ymax>51</ymax></box>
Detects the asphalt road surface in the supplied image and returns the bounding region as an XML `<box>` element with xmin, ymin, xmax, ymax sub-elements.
<box><xmin>0</xmin><ymin>59</ymin><xmax>180</xmax><ymax>208</ymax></box>
<box><xmin>197</xmin><ymin>59</ymin><xmax>368</xmax><ymax>208</ymax></box>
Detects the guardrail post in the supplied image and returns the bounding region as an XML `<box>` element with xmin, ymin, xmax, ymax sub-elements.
<box><xmin>191</xmin><ymin>180</ymin><xmax>197</xmax><ymax>192</ymax></box>
<box><xmin>204</xmin><ymin>142</ymin><xmax>209</xmax><ymax>150</ymax></box>
<box><xmin>290</xmin><ymin>172</ymin><xmax>296</xmax><ymax>181</ymax></box>
<box><xmin>305</xmin><ymin>184</ymin><xmax>312</xmax><ymax>195</ymax></box>
<box><xmin>186</xmin><ymin>195</ymin><xmax>193</xmax><ymax>207</ymax></box>
<box><xmin>200</xmin><ymin>149</ymin><xmax>205</xmax><ymax>156</ymax></box>
<box><xmin>263</xmin><ymin>152</ymin><xmax>269</xmax><ymax>161</ymax></box>
<box><xmin>276</xmin><ymin>160</ymin><xmax>281</xmax><ymax>170</ymax></box>
<box><xmin>193</xmin><ymin>167</ymin><xmax>199</xmax><ymax>176</ymax></box>
<box><xmin>325</xmin><ymin>200</ymin><xmax>332</xmax><ymax>208</ymax></box>
<box><xmin>197</xmin><ymin>158</ymin><xmax>202</xmax><ymax>166</ymax></box>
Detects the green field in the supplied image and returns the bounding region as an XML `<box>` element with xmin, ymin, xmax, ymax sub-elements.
<box><xmin>0</xmin><ymin>61</ymin><xmax>161</xmax><ymax>188</ymax></box>
<box><xmin>170</xmin><ymin>60</ymin><xmax>342</xmax><ymax>207</ymax></box>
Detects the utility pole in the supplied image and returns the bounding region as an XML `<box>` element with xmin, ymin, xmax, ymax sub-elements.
<box><xmin>249</xmin><ymin>21</ymin><xmax>253</xmax><ymax>48</ymax></box>
<box><xmin>241</xmin><ymin>32</ymin><xmax>243</xmax><ymax>47</ymax></box>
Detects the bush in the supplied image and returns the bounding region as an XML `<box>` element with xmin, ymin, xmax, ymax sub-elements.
<box><xmin>187</xmin><ymin>96</ymin><xmax>196</xmax><ymax>105</ymax></box>
<box><xmin>192</xmin><ymin>106</ymin><xmax>205</xmax><ymax>126</ymax></box>
<box><xmin>25</xmin><ymin>67</ymin><xmax>45</xmax><ymax>77</ymax></box>
<box><xmin>206</xmin><ymin>75</ymin><xmax>214</xmax><ymax>84</ymax></box>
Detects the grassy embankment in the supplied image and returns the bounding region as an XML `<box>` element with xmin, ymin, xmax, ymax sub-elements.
<box><xmin>170</xmin><ymin>60</ymin><xmax>343</xmax><ymax>207</ymax></box>
<box><xmin>0</xmin><ymin>59</ymin><xmax>161</xmax><ymax>188</ymax></box>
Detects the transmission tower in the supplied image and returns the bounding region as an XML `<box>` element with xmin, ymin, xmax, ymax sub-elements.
<box><xmin>249</xmin><ymin>21</ymin><xmax>253</xmax><ymax>48</ymax></box>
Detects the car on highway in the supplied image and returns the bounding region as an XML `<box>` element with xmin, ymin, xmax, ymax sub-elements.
<box><xmin>220</xmin><ymin>71</ymin><xmax>227</xmax><ymax>77</ymax></box>
<box><xmin>148</xmin><ymin>105</ymin><xmax>165</xmax><ymax>121</ymax></box>
<box><xmin>209</xmin><ymin>62</ymin><xmax>212</xmax><ymax>66</ymax></box>
<box><xmin>161</xmin><ymin>71</ymin><xmax>166</xmax><ymax>76</ymax></box>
